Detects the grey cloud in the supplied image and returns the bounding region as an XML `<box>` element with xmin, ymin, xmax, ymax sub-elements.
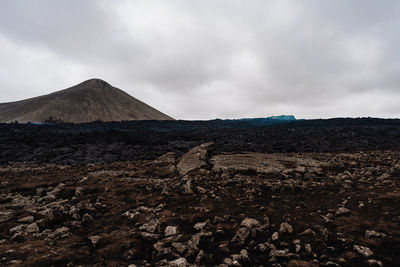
<box><xmin>0</xmin><ymin>0</ymin><xmax>399</xmax><ymax>119</ymax></box>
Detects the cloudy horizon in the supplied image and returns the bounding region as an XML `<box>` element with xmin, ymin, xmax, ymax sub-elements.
<box><xmin>1</xmin><ymin>0</ymin><xmax>399</xmax><ymax>120</ymax></box>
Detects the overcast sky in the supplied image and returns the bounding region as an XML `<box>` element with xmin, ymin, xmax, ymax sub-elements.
<box><xmin>0</xmin><ymin>0</ymin><xmax>399</xmax><ymax>119</ymax></box>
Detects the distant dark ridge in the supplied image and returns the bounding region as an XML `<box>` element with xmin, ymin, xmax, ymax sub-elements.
<box><xmin>1</xmin><ymin>117</ymin><xmax>400</xmax><ymax>165</ymax></box>
<box><xmin>0</xmin><ymin>78</ymin><xmax>173</xmax><ymax>123</ymax></box>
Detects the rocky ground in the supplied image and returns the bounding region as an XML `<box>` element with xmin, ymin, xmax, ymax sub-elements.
<box><xmin>1</xmin><ymin>142</ymin><xmax>399</xmax><ymax>266</ymax></box>
<box><xmin>1</xmin><ymin>118</ymin><xmax>400</xmax><ymax>165</ymax></box>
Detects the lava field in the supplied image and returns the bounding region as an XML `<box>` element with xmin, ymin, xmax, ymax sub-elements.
<box><xmin>0</xmin><ymin>119</ymin><xmax>400</xmax><ymax>266</ymax></box>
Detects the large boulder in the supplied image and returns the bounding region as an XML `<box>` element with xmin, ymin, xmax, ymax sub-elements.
<box><xmin>177</xmin><ymin>142</ymin><xmax>214</xmax><ymax>176</ymax></box>
<box><xmin>150</xmin><ymin>152</ymin><xmax>176</xmax><ymax>177</ymax></box>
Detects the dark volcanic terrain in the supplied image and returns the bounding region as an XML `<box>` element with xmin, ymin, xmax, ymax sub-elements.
<box><xmin>0</xmin><ymin>118</ymin><xmax>400</xmax><ymax>266</ymax></box>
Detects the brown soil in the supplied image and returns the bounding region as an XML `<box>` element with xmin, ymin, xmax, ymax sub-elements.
<box><xmin>1</xmin><ymin>148</ymin><xmax>399</xmax><ymax>266</ymax></box>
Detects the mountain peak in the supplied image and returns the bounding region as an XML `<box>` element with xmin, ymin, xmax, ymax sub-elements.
<box><xmin>79</xmin><ymin>78</ymin><xmax>111</xmax><ymax>88</ymax></box>
<box><xmin>0</xmin><ymin>79</ymin><xmax>174</xmax><ymax>123</ymax></box>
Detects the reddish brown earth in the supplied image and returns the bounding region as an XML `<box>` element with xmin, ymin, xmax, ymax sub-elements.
<box><xmin>1</xmin><ymin>143</ymin><xmax>399</xmax><ymax>266</ymax></box>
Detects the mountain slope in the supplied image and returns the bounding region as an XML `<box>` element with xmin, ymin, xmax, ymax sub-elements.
<box><xmin>0</xmin><ymin>79</ymin><xmax>174</xmax><ymax>123</ymax></box>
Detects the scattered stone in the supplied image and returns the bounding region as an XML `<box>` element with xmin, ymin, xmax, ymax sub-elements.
<box><xmin>279</xmin><ymin>222</ymin><xmax>294</xmax><ymax>233</ymax></box>
<box><xmin>272</xmin><ymin>231</ymin><xmax>279</xmax><ymax>241</ymax></box>
<box><xmin>139</xmin><ymin>219</ymin><xmax>159</xmax><ymax>233</ymax></box>
<box><xmin>18</xmin><ymin>215</ymin><xmax>34</xmax><ymax>223</ymax></box>
<box><xmin>194</xmin><ymin>220</ymin><xmax>208</xmax><ymax>231</ymax></box>
<box><xmin>188</xmin><ymin>231</ymin><xmax>212</xmax><ymax>250</ymax></box>
<box><xmin>305</xmin><ymin>244</ymin><xmax>312</xmax><ymax>253</ymax></box>
<box><xmin>82</xmin><ymin>213</ymin><xmax>93</xmax><ymax>223</ymax></box>
<box><xmin>169</xmin><ymin>257</ymin><xmax>187</xmax><ymax>267</ymax></box>
<box><xmin>353</xmin><ymin>245</ymin><xmax>374</xmax><ymax>258</ymax></box>
<box><xmin>53</xmin><ymin>227</ymin><xmax>69</xmax><ymax>238</ymax></box>
<box><xmin>75</xmin><ymin>187</ymin><xmax>83</xmax><ymax>197</ymax></box>
<box><xmin>259</xmin><ymin>243</ymin><xmax>267</xmax><ymax>252</ymax></box>
<box><xmin>183</xmin><ymin>179</ymin><xmax>193</xmax><ymax>194</ymax></box>
<box><xmin>164</xmin><ymin>226</ymin><xmax>179</xmax><ymax>237</ymax></box>
<box><xmin>241</xmin><ymin>217</ymin><xmax>261</xmax><ymax>228</ymax></box>
<box><xmin>365</xmin><ymin>230</ymin><xmax>386</xmax><ymax>238</ymax></box>
<box><xmin>219</xmin><ymin>241</ymin><xmax>230</xmax><ymax>253</ymax></box>
<box><xmin>38</xmin><ymin>209</ymin><xmax>54</xmax><ymax>221</ymax></box>
<box><xmin>321</xmin><ymin>261</ymin><xmax>339</xmax><ymax>266</ymax></box>
<box><xmin>336</xmin><ymin>207</ymin><xmax>351</xmax><ymax>216</ymax></box>
<box><xmin>196</xmin><ymin>186</ymin><xmax>207</xmax><ymax>194</ymax></box>
<box><xmin>367</xmin><ymin>259</ymin><xmax>383</xmax><ymax>266</ymax></box>
<box><xmin>88</xmin><ymin>235</ymin><xmax>101</xmax><ymax>246</ymax></box>
<box><xmin>25</xmin><ymin>222</ymin><xmax>39</xmax><ymax>233</ymax></box>
<box><xmin>9</xmin><ymin>224</ymin><xmax>25</xmax><ymax>235</ymax></box>
<box><xmin>224</xmin><ymin>257</ymin><xmax>234</xmax><ymax>265</ymax></box>
<box><xmin>269</xmin><ymin>249</ymin><xmax>288</xmax><ymax>257</ymax></box>
<box><xmin>10</xmin><ymin>231</ymin><xmax>26</xmax><ymax>242</ymax></box>
<box><xmin>172</xmin><ymin>242</ymin><xmax>187</xmax><ymax>254</ymax></box>
<box><xmin>139</xmin><ymin>232</ymin><xmax>160</xmax><ymax>241</ymax></box>
<box><xmin>232</xmin><ymin>227</ymin><xmax>250</xmax><ymax>245</ymax></box>
<box><xmin>299</xmin><ymin>228</ymin><xmax>316</xmax><ymax>236</ymax></box>
<box><xmin>195</xmin><ymin>250</ymin><xmax>205</xmax><ymax>265</ymax></box>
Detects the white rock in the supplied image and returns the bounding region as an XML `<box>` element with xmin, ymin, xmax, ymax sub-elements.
<box><xmin>241</xmin><ymin>218</ymin><xmax>261</xmax><ymax>228</ymax></box>
<box><xmin>169</xmin><ymin>257</ymin><xmax>187</xmax><ymax>267</ymax></box>
<box><xmin>9</xmin><ymin>225</ymin><xmax>25</xmax><ymax>234</ymax></box>
<box><xmin>194</xmin><ymin>220</ymin><xmax>208</xmax><ymax>231</ymax></box>
<box><xmin>88</xmin><ymin>235</ymin><xmax>101</xmax><ymax>245</ymax></box>
<box><xmin>367</xmin><ymin>259</ymin><xmax>383</xmax><ymax>266</ymax></box>
<box><xmin>164</xmin><ymin>226</ymin><xmax>179</xmax><ymax>237</ymax></box>
<box><xmin>354</xmin><ymin>245</ymin><xmax>374</xmax><ymax>258</ymax></box>
<box><xmin>279</xmin><ymin>222</ymin><xmax>294</xmax><ymax>233</ymax></box>
<box><xmin>269</xmin><ymin>249</ymin><xmax>287</xmax><ymax>257</ymax></box>
<box><xmin>365</xmin><ymin>230</ymin><xmax>386</xmax><ymax>238</ymax></box>
<box><xmin>272</xmin><ymin>231</ymin><xmax>279</xmax><ymax>241</ymax></box>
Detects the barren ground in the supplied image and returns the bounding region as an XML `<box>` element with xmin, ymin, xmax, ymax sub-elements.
<box><xmin>1</xmin><ymin>144</ymin><xmax>399</xmax><ymax>266</ymax></box>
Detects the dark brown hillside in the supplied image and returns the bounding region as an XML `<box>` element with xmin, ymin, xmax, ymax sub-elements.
<box><xmin>0</xmin><ymin>79</ymin><xmax>173</xmax><ymax>123</ymax></box>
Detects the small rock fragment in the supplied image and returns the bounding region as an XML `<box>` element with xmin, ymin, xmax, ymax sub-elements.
<box><xmin>183</xmin><ymin>179</ymin><xmax>193</xmax><ymax>194</ymax></box>
<box><xmin>194</xmin><ymin>220</ymin><xmax>208</xmax><ymax>231</ymax></box>
<box><xmin>241</xmin><ymin>217</ymin><xmax>261</xmax><ymax>228</ymax></box>
<box><xmin>164</xmin><ymin>226</ymin><xmax>179</xmax><ymax>237</ymax></box>
<box><xmin>139</xmin><ymin>219</ymin><xmax>159</xmax><ymax>233</ymax></box>
<box><xmin>169</xmin><ymin>257</ymin><xmax>187</xmax><ymax>267</ymax></box>
<box><xmin>279</xmin><ymin>222</ymin><xmax>294</xmax><ymax>233</ymax></box>
<box><xmin>367</xmin><ymin>259</ymin><xmax>383</xmax><ymax>266</ymax></box>
<box><xmin>89</xmin><ymin>235</ymin><xmax>101</xmax><ymax>246</ymax></box>
<box><xmin>82</xmin><ymin>213</ymin><xmax>93</xmax><ymax>223</ymax></box>
<box><xmin>196</xmin><ymin>186</ymin><xmax>207</xmax><ymax>194</ymax></box>
<box><xmin>336</xmin><ymin>207</ymin><xmax>351</xmax><ymax>216</ymax></box>
<box><xmin>353</xmin><ymin>245</ymin><xmax>373</xmax><ymax>258</ymax></box>
<box><xmin>232</xmin><ymin>227</ymin><xmax>250</xmax><ymax>245</ymax></box>
<box><xmin>172</xmin><ymin>242</ymin><xmax>187</xmax><ymax>254</ymax></box>
<box><xmin>18</xmin><ymin>216</ymin><xmax>34</xmax><ymax>224</ymax></box>
<box><xmin>219</xmin><ymin>242</ymin><xmax>230</xmax><ymax>253</ymax></box>
<box><xmin>269</xmin><ymin>249</ymin><xmax>288</xmax><ymax>257</ymax></box>
<box><xmin>365</xmin><ymin>230</ymin><xmax>386</xmax><ymax>239</ymax></box>
<box><xmin>53</xmin><ymin>227</ymin><xmax>69</xmax><ymax>238</ymax></box>
<box><xmin>299</xmin><ymin>228</ymin><xmax>316</xmax><ymax>236</ymax></box>
<box><xmin>25</xmin><ymin>222</ymin><xmax>39</xmax><ymax>233</ymax></box>
<box><xmin>272</xmin><ymin>231</ymin><xmax>279</xmax><ymax>241</ymax></box>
